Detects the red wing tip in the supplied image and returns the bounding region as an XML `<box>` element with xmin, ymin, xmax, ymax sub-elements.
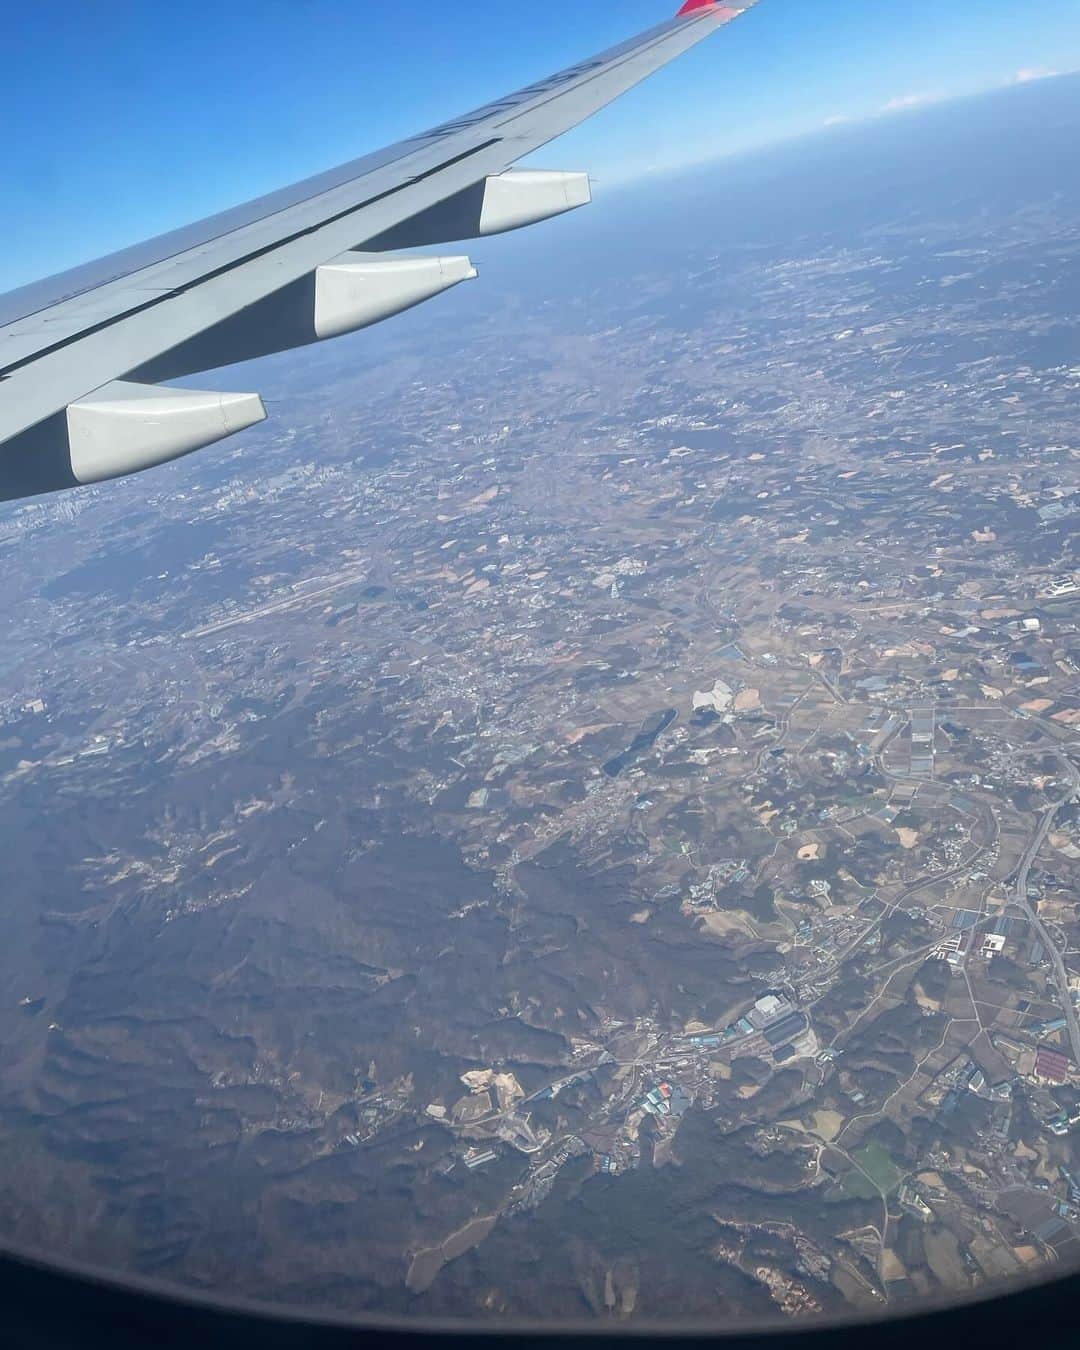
<box><xmin>677</xmin><ymin>0</ymin><xmax>737</xmax><ymax>16</ymax></box>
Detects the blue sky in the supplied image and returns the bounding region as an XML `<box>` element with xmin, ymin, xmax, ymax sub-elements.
<box><xmin>3</xmin><ymin>0</ymin><xmax>1079</xmax><ymax>293</ymax></box>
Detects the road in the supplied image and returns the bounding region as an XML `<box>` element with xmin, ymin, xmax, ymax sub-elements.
<box><xmin>813</xmin><ymin>842</ymin><xmax>993</xmax><ymax>989</ymax></box>
<box><xmin>1011</xmin><ymin>756</ymin><xmax>1080</xmax><ymax>1068</ymax></box>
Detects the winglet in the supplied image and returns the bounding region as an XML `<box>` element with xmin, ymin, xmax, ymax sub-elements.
<box><xmin>677</xmin><ymin>0</ymin><xmax>738</xmax><ymax>16</ymax></box>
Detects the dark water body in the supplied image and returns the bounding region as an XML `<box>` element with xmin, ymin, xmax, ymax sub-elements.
<box><xmin>602</xmin><ymin>708</ymin><xmax>678</xmax><ymax>778</ymax></box>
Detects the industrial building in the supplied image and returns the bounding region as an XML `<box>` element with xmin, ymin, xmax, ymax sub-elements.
<box><xmin>1035</xmin><ymin>1047</ymin><xmax>1070</xmax><ymax>1085</ymax></box>
<box><xmin>764</xmin><ymin>1013</ymin><xmax>808</xmax><ymax>1048</ymax></box>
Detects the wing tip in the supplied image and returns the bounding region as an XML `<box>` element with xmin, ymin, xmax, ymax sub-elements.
<box><xmin>676</xmin><ymin>1</ymin><xmax>738</xmax><ymax>17</ymax></box>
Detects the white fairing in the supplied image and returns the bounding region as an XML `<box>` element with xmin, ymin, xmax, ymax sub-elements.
<box><xmin>66</xmin><ymin>381</ymin><xmax>266</xmax><ymax>485</ymax></box>
<box><xmin>314</xmin><ymin>254</ymin><xmax>477</xmax><ymax>340</ymax></box>
<box><xmin>478</xmin><ymin>170</ymin><xmax>592</xmax><ymax>236</ymax></box>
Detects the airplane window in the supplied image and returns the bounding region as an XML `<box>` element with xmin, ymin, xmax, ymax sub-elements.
<box><xmin>1</xmin><ymin>0</ymin><xmax>1079</xmax><ymax>1333</ymax></box>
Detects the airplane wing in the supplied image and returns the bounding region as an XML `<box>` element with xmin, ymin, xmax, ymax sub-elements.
<box><xmin>0</xmin><ymin>1</ymin><xmax>759</xmax><ymax>502</ymax></box>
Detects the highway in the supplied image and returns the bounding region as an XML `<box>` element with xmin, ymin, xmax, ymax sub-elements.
<box><xmin>1011</xmin><ymin>755</ymin><xmax>1080</xmax><ymax>1069</ymax></box>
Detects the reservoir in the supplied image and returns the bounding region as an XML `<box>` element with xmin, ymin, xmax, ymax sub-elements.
<box><xmin>602</xmin><ymin>708</ymin><xmax>678</xmax><ymax>778</ymax></box>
